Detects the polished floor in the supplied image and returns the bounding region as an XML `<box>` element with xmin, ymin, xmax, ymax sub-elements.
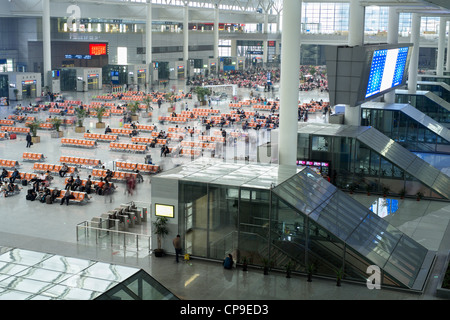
<box><xmin>0</xmin><ymin>83</ymin><xmax>449</xmax><ymax>300</ymax></box>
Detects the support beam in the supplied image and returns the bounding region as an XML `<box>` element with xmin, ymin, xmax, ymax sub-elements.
<box><xmin>408</xmin><ymin>13</ymin><xmax>420</xmax><ymax>94</ymax></box>
<box><xmin>183</xmin><ymin>4</ymin><xmax>189</xmax><ymax>62</ymax></box>
<box><xmin>437</xmin><ymin>17</ymin><xmax>446</xmax><ymax>76</ymax></box>
<box><xmin>278</xmin><ymin>0</ymin><xmax>301</xmax><ymax>166</ymax></box>
<box><xmin>385</xmin><ymin>6</ymin><xmax>399</xmax><ymax>104</ymax></box>
<box><xmin>42</xmin><ymin>0</ymin><xmax>51</xmax><ymax>88</ymax></box>
<box><xmin>146</xmin><ymin>0</ymin><xmax>152</xmax><ymax>65</ymax></box>
<box><xmin>348</xmin><ymin>0</ymin><xmax>364</xmax><ymax>47</ymax></box>
<box><xmin>214</xmin><ymin>4</ymin><xmax>219</xmax><ymax>60</ymax></box>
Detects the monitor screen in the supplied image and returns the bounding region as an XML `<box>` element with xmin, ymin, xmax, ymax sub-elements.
<box><xmin>364</xmin><ymin>46</ymin><xmax>410</xmax><ymax>99</ymax></box>
<box><xmin>155</xmin><ymin>204</ymin><xmax>174</xmax><ymax>218</ymax></box>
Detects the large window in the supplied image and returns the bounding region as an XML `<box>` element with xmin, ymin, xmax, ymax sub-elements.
<box><xmin>301</xmin><ymin>2</ymin><xmax>349</xmax><ymax>34</ymax></box>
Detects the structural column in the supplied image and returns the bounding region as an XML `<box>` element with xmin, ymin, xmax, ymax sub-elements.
<box><xmin>348</xmin><ymin>0</ymin><xmax>364</xmax><ymax>47</ymax></box>
<box><xmin>42</xmin><ymin>0</ymin><xmax>52</xmax><ymax>88</ymax></box>
<box><xmin>447</xmin><ymin>21</ymin><xmax>450</xmax><ymax>72</ymax></box>
<box><xmin>146</xmin><ymin>0</ymin><xmax>152</xmax><ymax>66</ymax></box>
<box><xmin>263</xmin><ymin>12</ymin><xmax>269</xmax><ymax>65</ymax></box>
<box><xmin>408</xmin><ymin>13</ymin><xmax>420</xmax><ymax>93</ymax></box>
<box><xmin>214</xmin><ymin>4</ymin><xmax>219</xmax><ymax>60</ymax></box>
<box><xmin>183</xmin><ymin>4</ymin><xmax>189</xmax><ymax>62</ymax></box>
<box><xmin>436</xmin><ymin>17</ymin><xmax>446</xmax><ymax>76</ymax></box>
<box><xmin>345</xmin><ymin>0</ymin><xmax>364</xmax><ymax>126</ymax></box>
<box><xmin>385</xmin><ymin>6</ymin><xmax>399</xmax><ymax>104</ymax></box>
<box><xmin>278</xmin><ymin>0</ymin><xmax>301</xmax><ymax>166</ymax></box>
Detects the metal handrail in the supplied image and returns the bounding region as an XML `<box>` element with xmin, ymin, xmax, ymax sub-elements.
<box><xmin>76</xmin><ymin>222</ymin><xmax>151</xmax><ymax>252</ymax></box>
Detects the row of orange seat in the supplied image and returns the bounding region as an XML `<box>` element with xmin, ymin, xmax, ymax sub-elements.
<box><xmin>123</xmin><ymin>124</ymin><xmax>155</xmax><ymax>132</ymax></box>
<box><xmin>114</xmin><ymin>161</ymin><xmax>160</xmax><ymax>174</ymax></box>
<box><xmin>131</xmin><ymin>137</ymin><xmax>167</xmax><ymax>145</ymax></box>
<box><xmin>0</xmin><ymin>159</ymin><xmax>19</xmax><ymax>168</ymax></box>
<box><xmin>4</xmin><ymin>170</ymin><xmax>37</xmax><ymax>181</ymax></box>
<box><xmin>180</xmin><ymin>141</ymin><xmax>216</xmax><ymax>150</ymax></box>
<box><xmin>91</xmin><ymin>168</ymin><xmax>138</xmax><ymax>181</ymax></box>
<box><xmin>84</xmin><ymin>133</ymin><xmax>118</xmax><ymax>142</ymax></box>
<box><xmin>61</xmin><ymin>138</ymin><xmax>97</xmax><ymax>148</ymax></box>
<box><xmin>48</xmin><ymin>188</ymin><xmax>88</xmax><ymax>204</ymax></box>
<box><xmin>109</xmin><ymin>142</ymin><xmax>147</xmax><ymax>153</ymax></box>
<box><xmin>1</xmin><ymin>126</ymin><xmax>30</xmax><ymax>134</ymax></box>
<box><xmin>59</xmin><ymin>156</ymin><xmax>102</xmax><ymax>167</ymax></box>
<box><xmin>23</xmin><ymin>153</ymin><xmax>45</xmax><ymax>162</ymax></box>
<box><xmin>33</xmin><ymin>163</ymin><xmax>77</xmax><ymax>174</ymax></box>
<box><xmin>0</xmin><ymin>120</ymin><xmax>14</xmax><ymax>126</ymax></box>
<box><xmin>110</xmin><ymin>128</ymin><xmax>133</xmax><ymax>135</ymax></box>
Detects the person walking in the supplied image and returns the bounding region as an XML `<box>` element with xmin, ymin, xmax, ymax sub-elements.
<box><xmin>26</xmin><ymin>132</ymin><xmax>32</xmax><ymax>148</ymax></box>
<box><xmin>173</xmin><ymin>234</ymin><xmax>182</xmax><ymax>263</ymax></box>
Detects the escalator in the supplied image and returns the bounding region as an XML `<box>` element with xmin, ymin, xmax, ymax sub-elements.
<box><xmin>268</xmin><ymin>167</ymin><xmax>435</xmax><ymax>291</ymax></box>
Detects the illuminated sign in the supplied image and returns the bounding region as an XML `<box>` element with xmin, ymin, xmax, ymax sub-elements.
<box><xmin>155</xmin><ymin>204</ymin><xmax>174</xmax><ymax>218</ymax></box>
<box><xmin>88</xmin><ymin>74</ymin><xmax>98</xmax><ymax>78</ymax></box>
<box><xmin>138</xmin><ymin>69</ymin><xmax>146</xmax><ymax>73</ymax></box>
<box><xmin>267</xmin><ymin>41</ymin><xmax>275</xmax><ymax>47</ymax></box>
<box><xmin>65</xmin><ymin>54</ymin><xmax>91</xmax><ymax>60</ymax></box>
<box><xmin>365</xmin><ymin>47</ymin><xmax>409</xmax><ymax>99</ymax></box>
<box><xmin>22</xmin><ymin>80</ymin><xmax>36</xmax><ymax>85</ymax></box>
<box><xmin>297</xmin><ymin>160</ymin><xmax>329</xmax><ymax>167</ymax></box>
<box><xmin>89</xmin><ymin>43</ymin><xmax>108</xmax><ymax>56</ymax></box>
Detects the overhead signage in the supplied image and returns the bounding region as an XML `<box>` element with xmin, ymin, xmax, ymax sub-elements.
<box><xmin>65</xmin><ymin>54</ymin><xmax>92</xmax><ymax>60</ymax></box>
<box><xmin>155</xmin><ymin>204</ymin><xmax>174</xmax><ymax>218</ymax></box>
<box><xmin>89</xmin><ymin>43</ymin><xmax>108</xmax><ymax>56</ymax></box>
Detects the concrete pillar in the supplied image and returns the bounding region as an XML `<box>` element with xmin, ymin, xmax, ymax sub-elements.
<box><xmin>230</xmin><ymin>39</ymin><xmax>237</xmax><ymax>57</ymax></box>
<box><xmin>437</xmin><ymin>17</ymin><xmax>446</xmax><ymax>76</ymax></box>
<box><xmin>408</xmin><ymin>13</ymin><xmax>420</xmax><ymax>94</ymax></box>
<box><xmin>146</xmin><ymin>0</ymin><xmax>152</xmax><ymax>65</ymax></box>
<box><xmin>447</xmin><ymin>21</ymin><xmax>450</xmax><ymax>72</ymax></box>
<box><xmin>214</xmin><ymin>5</ymin><xmax>219</xmax><ymax>60</ymax></box>
<box><xmin>385</xmin><ymin>7</ymin><xmax>399</xmax><ymax>104</ymax></box>
<box><xmin>183</xmin><ymin>4</ymin><xmax>189</xmax><ymax>62</ymax></box>
<box><xmin>348</xmin><ymin>0</ymin><xmax>364</xmax><ymax>47</ymax></box>
<box><xmin>263</xmin><ymin>13</ymin><xmax>269</xmax><ymax>64</ymax></box>
<box><xmin>42</xmin><ymin>0</ymin><xmax>52</xmax><ymax>88</ymax></box>
<box><xmin>345</xmin><ymin>0</ymin><xmax>364</xmax><ymax>126</ymax></box>
<box><xmin>278</xmin><ymin>0</ymin><xmax>301</xmax><ymax>166</ymax></box>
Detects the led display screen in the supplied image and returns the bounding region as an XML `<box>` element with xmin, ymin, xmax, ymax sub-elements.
<box><xmin>155</xmin><ymin>204</ymin><xmax>174</xmax><ymax>218</ymax></box>
<box><xmin>365</xmin><ymin>46</ymin><xmax>409</xmax><ymax>99</ymax></box>
<box><xmin>89</xmin><ymin>43</ymin><xmax>108</xmax><ymax>56</ymax></box>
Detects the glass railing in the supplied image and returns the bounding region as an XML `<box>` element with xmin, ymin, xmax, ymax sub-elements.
<box><xmin>76</xmin><ymin>220</ymin><xmax>151</xmax><ymax>256</ymax></box>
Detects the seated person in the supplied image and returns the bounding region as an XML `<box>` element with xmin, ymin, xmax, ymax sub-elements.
<box><xmin>105</xmin><ymin>126</ymin><xmax>112</xmax><ymax>134</ymax></box>
<box><xmin>59</xmin><ymin>163</ymin><xmax>69</xmax><ymax>177</ymax></box>
<box><xmin>223</xmin><ymin>254</ymin><xmax>233</xmax><ymax>269</ymax></box>
<box><xmin>73</xmin><ymin>176</ymin><xmax>82</xmax><ymax>191</ymax></box>
<box><xmin>51</xmin><ymin>188</ymin><xmax>61</xmax><ymax>202</ymax></box>
<box><xmin>84</xmin><ymin>176</ymin><xmax>93</xmax><ymax>194</ymax></box>
<box><xmin>60</xmin><ymin>189</ymin><xmax>74</xmax><ymax>206</ymax></box>
<box><xmin>65</xmin><ymin>176</ymin><xmax>74</xmax><ymax>190</ymax></box>
<box><xmin>10</xmin><ymin>169</ymin><xmax>19</xmax><ymax>184</ymax></box>
<box><xmin>95</xmin><ymin>178</ymin><xmax>105</xmax><ymax>195</ymax></box>
<box><xmin>0</xmin><ymin>168</ymin><xmax>8</xmax><ymax>182</ymax></box>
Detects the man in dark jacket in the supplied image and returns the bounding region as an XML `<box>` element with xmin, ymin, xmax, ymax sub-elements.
<box><xmin>26</xmin><ymin>132</ymin><xmax>32</xmax><ymax>148</ymax></box>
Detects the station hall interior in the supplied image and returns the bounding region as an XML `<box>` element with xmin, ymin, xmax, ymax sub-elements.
<box><xmin>0</xmin><ymin>0</ymin><xmax>450</xmax><ymax>301</ymax></box>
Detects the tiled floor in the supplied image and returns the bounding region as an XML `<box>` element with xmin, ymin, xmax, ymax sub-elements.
<box><xmin>0</xmin><ymin>83</ymin><xmax>448</xmax><ymax>300</ymax></box>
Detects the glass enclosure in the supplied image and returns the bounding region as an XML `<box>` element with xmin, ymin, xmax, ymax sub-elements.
<box><xmin>396</xmin><ymin>92</ymin><xmax>450</xmax><ymax>124</ymax></box>
<box><xmin>297</xmin><ymin>132</ymin><xmax>444</xmax><ymax>199</ymax></box>
<box><xmin>416</xmin><ymin>82</ymin><xmax>450</xmax><ymax>103</ymax></box>
<box><xmin>176</xmin><ymin>165</ymin><xmax>431</xmax><ymax>290</ymax></box>
<box><xmin>361</xmin><ymin>107</ymin><xmax>450</xmax><ymax>154</ymax></box>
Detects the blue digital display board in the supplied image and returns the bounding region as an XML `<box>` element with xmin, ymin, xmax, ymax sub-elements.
<box><xmin>365</xmin><ymin>47</ymin><xmax>409</xmax><ymax>99</ymax></box>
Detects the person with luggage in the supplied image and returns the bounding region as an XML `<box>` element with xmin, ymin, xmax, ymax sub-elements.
<box><xmin>60</xmin><ymin>189</ymin><xmax>74</xmax><ymax>206</ymax></box>
<box><xmin>26</xmin><ymin>132</ymin><xmax>32</xmax><ymax>148</ymax></box>
<box><xmin>0</xmin><ymin>168</ymin><xmax>8</xmax><ymax>182</ymax></box>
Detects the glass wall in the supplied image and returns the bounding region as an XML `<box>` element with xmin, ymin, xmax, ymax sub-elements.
<box><xmin>177</xmin><ymin>167</ymin><xmax>431</xmax><ymax>290</ymax></box>
<box><xmin>361</xmin><ymin>108</ymin><xmax>450</xmax><ymax>154</ymax></box>
<box><xmin>305</xmin><ymin>134</ymin><xmax>441</xmax><ymax>199</ymax></box>
<box><xmin>396</xmin><ymin>93</ymin><xmax>450</xmax><ymax>124</ymax></box>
